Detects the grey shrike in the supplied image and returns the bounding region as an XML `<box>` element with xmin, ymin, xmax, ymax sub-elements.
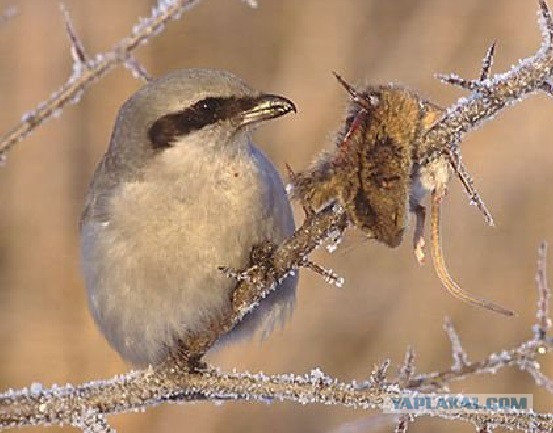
<box><xmin>80</xmin><ymin>68</ymin><xmax>297</xmax><ymax>366</ymax></box>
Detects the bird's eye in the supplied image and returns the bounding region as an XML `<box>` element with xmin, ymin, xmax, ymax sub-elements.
<box><xmin>196</xmin><ymin>98</ymin><xmax>220</xmax><ymax>113</ymax></box>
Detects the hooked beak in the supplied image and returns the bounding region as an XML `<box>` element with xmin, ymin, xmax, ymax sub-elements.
<box><xmin>240</xmin><ymin>94</ymin><xmax>297</xmax><ymax>126</ymax></box>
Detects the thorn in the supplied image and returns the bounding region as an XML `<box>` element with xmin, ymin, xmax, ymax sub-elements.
<box><xmin>241</xmin><ymin>0</ymin><xmax>258</xmax><ymax>8</ymax></box>
<box><xmin>539</xmin><ymin>0</ymin><xmax>553</xmax><ymax>49</ymax></box>
<box><xmin>443</xmin><ymin>317</ymin><xmax>470</xmax><ymax>370</ymax></box>
<box><xmin>302</xmin><ymin>259</ymin><xmax>344</xmax><ymax>287</ymax></box>
<box><xmin>435</xmin><ymin>73</ymin><xmax>481</xmax><ymax>91</ymax></box>
<box><xmin>398</xmin><ymin>346</ymin><xmax>416</xmax><ymax>383</ymax></box>
<box><xmin>479</xmin><ymin>423</ymin><xmax>492</xmax><ymax>433</ymax></box>
<box><xmin>413</xmin><ymin>204</ymin><xmax>426</xmax><ymax>265</ymax></box>
<box><xmin>371</xmin><ymin>359</ymin><xmax>390</xmax><ymax>384</ymax></box>
<box><xmin>333</xmin><ymin>72</ymin><xmax>378</xmax><ymax>108</ymax></box>
<box><xmin>446</xmin><ymin>147</ymin><xmax>495</xmax><ymax>226</ymax></box>
<box><xmin>535</xmin><ymin>241</ymin><xmax>551</xmax><ymax>339</ymax></box>
<box><xmin>480</xmin><ymin>40</ymin><xmax>496</xmax><ymax>81</ymax></box>
<box><xmin>333</xmin><ymin>71</ymin><xmax>359</xmax><ymax>100</ymax></box>
<box><xmin>284</xmin><ymin>162</ymin><xmax>297</xmax><ymax>183</ymax></box>
<box><xmin>124</xmin><ymin>56</ymin><xmax>152</xmax><ymax>82</ymax></box>
<box><xmin>60</xmin><ymin>3</ymin><xmax>88</xmax><ymax>65</ymax></box>
<box><xmin>541</xmin><ymin>80</ymin><xmax>553</xmax><ymax>95</ymax></box>
<box><xmin>218</xmin><ymin>265</ymin><xmax>246</xmax><ymax>281</ymax></box>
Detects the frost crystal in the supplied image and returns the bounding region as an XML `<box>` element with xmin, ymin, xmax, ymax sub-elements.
<box><xmin>21</xmin><ymin>111</ymin><xmax>37</xmax><ymax>124</ymax></box>
<box><xmin>29</xmin><ymin>383</ymin><xmax>43</xmax><ymax>395</ymax></box>
<box><xmin>309</xmin><ymin>367</ymin><xmax>326</xmax><ymax>385</ymax></box>
<box><xmin>241</xmin><ymin>0</ymin><xmax>258</xmax><ymax>8</ymax></box>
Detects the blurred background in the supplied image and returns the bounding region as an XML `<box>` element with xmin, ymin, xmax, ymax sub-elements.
<box><xmin>0</xmin><ymin>1</ymin><xmax>552</xmax><ymax>432</ymax></box>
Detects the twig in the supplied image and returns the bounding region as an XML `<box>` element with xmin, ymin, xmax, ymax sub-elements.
<box><xmin>395</xmin><ymin>352</ymin><xmax>414</xmax><ymax>433</ymax></box>
<box><xmin>124</xmin><ymin>56</ymin><xmax>152</xmax><ymax>82</ymax></box>
<box><xmin>418</xmin><ymin>0</ymin><xmax>553</xmax><ymax>217</ymax></box>
<box><xmin>406</xmin><ymin>244</ymin><xmax>552</xmax><ymax>392</ymax></box>
<box><xmin>61</xmin><ymin>3</ymin><xmax>88</xmax><ymax>66</ymax></box>
<box><xmin>443</xmin><ymin>317</ymin><xmax>470</xmax><ymax>371</ymax></box>
<box><xmin>169</xmin><ymin>203</ymin><xmax>349</xmax><ymax>360</ymax></box>
<box><xmin>406</xmin><ymin>334</ymin><xmax>546</xmax><ymax>392</ymax></box>
<box><xmin>1</xmin><ymin>363</ymin><xmax>552</xmax><ymax>432</ymax></box>
<box><xmin>0</xmin><ymin>0</ymin><xmax>208</xmax><ymax>161</ymax></box>
<box><xmin>3</xmin><ymin>2</ymin><xmax>553</xmax><ymax>432</ymax></box>
<box><xmin>1</xmin><ymin>244</ymin><xmax>552</xmax><ymax>432</ymax></box>
<box><xmin>535</xmin><ymin>241</ymin><xmax>551</xmax><ymax>340</ymax></box>
<box><xmin>398</xmin><ymin>347</ymin><xmax>415</xmax><ymax>387</ymax></box>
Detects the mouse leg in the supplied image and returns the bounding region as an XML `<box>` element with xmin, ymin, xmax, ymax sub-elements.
<box><xmin>412</xmin><ymin>203</ymin><xmax>426</xmax><ymax>265</ymax></box>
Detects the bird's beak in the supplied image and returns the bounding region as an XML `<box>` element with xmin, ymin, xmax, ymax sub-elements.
<box><xmin>240</xmin><ymin>94</ymin><xmax>297</xmax><ymax>126</ymax></box>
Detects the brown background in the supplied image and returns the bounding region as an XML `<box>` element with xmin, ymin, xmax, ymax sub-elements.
<box><xmin>0</xmin><ymin>1</ymin><xmax>552</xmax><ymax>432</ymax></box>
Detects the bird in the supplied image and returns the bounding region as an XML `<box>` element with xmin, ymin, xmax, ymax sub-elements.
<box><xmin>80</xmin><ymin>68</ymin><xmax>297</xmax><ymax>366</ymax></box>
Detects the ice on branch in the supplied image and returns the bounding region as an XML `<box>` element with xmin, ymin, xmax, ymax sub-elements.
<box><xmin>0</xmin><ymin>0</ymin><xmax>208</xmax><ymax>163</ymax></box>
<box><xmin>2</xmin><ymin>259</ymin><xmax>553</xmax><ymax>433</ymax></box>
<box><xmin>3</xmin><ymin>1</ymin><xmax>553</xmax><ymax>433</ymax></box>
<box><xmin>1</xmin><ymin>227</ymin><xmax>553</xmax><ymax>431</ymax></box>
<box><xmin>60</xmin><ymin>3</ymin><xmax>88</xmax><ymax>72</ymax></box>
<box><xmin>275</xmin><ymin>0</ymin><xmax>553</xmax><ymax>319</ymax></box>
<box><xmin>534</xmin><ymin>241</ymin><xmax>552</xmax><ymax>340</ymax></box>
<box><xmin>404</xmin><ymin>243</ymin><xmax>553</xmax><ymax>395</ymax></box>
<box><xmin>241</xmin><ymin>0</ymin><xmax>258</xmax><ymax>8</ymax></box>
<box><xmin>124</xmin><ymin>56</ymin><xmax>152</xmax><ymax>82</ymax></box>
<box><xmin>419</xmin><ymin>0</ymin><xmax>553</xmax><ymax>220</ymax></box>
<box><xmin>443</xmin><ymin>318</ymin><xmax>470</xmax><ymax>371</ymax></box>
<box><xmin>398</xmin><ymin>347</ymin><xmax>416</xmax><ymax>386</ymax></box>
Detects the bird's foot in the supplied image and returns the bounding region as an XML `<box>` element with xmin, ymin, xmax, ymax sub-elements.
<box><xmin>219</xmin><ymin>240</ymin><xmax>281</xmax><ymax>288</ymax></box>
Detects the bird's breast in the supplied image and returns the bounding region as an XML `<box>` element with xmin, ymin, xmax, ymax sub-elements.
<box><xmin>97</xmin><ymin>143</ymin><xmax>293</xmax><ymax>284</ymax></box>
<box><xmin>80</xmin><ymin>142</ymin><xmax>295</xmax><ymax>364</ymax></box>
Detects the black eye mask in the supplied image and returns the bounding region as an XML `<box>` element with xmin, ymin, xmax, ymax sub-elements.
<box><xmin>148</xmin><ymin>96</ymin><xmax>258</xmax><ymax>150</ymax></box>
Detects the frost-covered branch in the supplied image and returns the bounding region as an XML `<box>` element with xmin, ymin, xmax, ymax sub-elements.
<box><xmin>180</xmin><ymin>203</ymin><xmax>349</xmax><ymax>359</ymax></box>
<box><xmin>1</xmin><ymin>244</ymin><xmax>552</xmax><ymax>432</ymax></box>
<box><xmin>535</xmin><ymin>242</ymin><xmax>552</xmax><ymax>339</ymax></box>
<box><xmin>406</xmin><ymin>327</ymin><xmax>552</xmax><ymax>393</ymax></box>
<box><xmin>0</xmin><ymin>0</ymin><xmax>233</xmax><ymax>163</ymax></box>
<box><xmin>1</xmin><ymin>362</ymin><xmax>553</xmax><ymax>433</ymax></box>
<box><xmin>3</xmin><ymin>1</ymin><xmax>553</xmax><ymax>432</ymax></box>
<box><xmin>274</xmin><ymin>1</ymin><xmax>553</xmax><ymax>319</ymax></box>
<box><xmin>406</xmin><ymin>242</ymin><xmax>552</xmax><ymax>393</ymax></box>
<box><xmin>419</xmin><ymin>0</ymin><xmax>553</xmax><ymax>216</ymax></box>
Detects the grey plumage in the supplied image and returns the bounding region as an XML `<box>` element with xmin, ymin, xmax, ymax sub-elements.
<box><xmin>80</xmin><ymin>69</ymin><xmax>297</xmax><ymax>366</ymax></box>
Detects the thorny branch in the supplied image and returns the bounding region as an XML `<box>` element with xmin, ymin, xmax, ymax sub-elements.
<box><xmin>536</xmin><ymin>242</ymin><xmax>552</xmax><ymax>339</ymax></box>
<box><xmin>0</xmin><ymin>0</ymin><xmax>218</xmax><ymax>163</ymax></box>
<box><xmin>404</xmin><ymin>244</ymin><xmax>552</xmax><ymax>394</ymax></box>
<box><xmin>3</xmin><ymin>1</ymin><xmax>553</xmax><ymax>432</ymax></box>
<box><xmin>276</xmin><ymin>0</ymin><xmax>553</xmax><ymax>320</ymax></box>
<box><xmin>178</xmin><ymin>203</ymin><xmax>348</xmax><ymax>360</ymax></box>
<box><xmin>420</xmin><ymin>0</ymin><xmax>553</xmax><ymax>214</ymax></box>
<box><xmin>1</xmin><ymin>243</ymin><xmax>552</xmax><ymax>432</ymax></box>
